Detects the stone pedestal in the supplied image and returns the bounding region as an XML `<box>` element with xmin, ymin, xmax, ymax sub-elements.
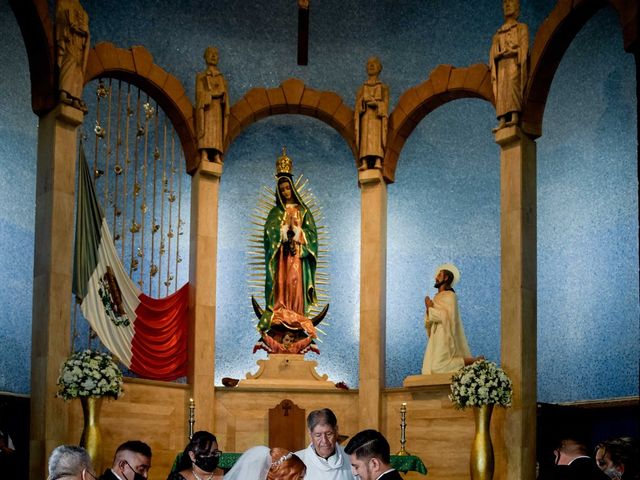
<box><xmin>239</xmin><ymin>355</ymin><xmax>337</xmax><ymax>390</ymax></box>
<box><xmin>188</xmin><ymin>160</ymin><xmax>223</xmax><ymax>432</ymax></box>
<box><xmin>403</xmin><ymin>373</ymin><xmax>452</xmax><ymax>388</ymax></box>
<box><xmin>30</xmin><ymin>103</ymin><xmax>84</xmax><ymax>479</ymax></box>
<box><xmin>495</xmin><ymin>125</ymin><xmax>537</xmax><ymax>480</ymax></box>
<box><xmin>358</xmin><ymin>168</ymin><xmax>387</xmax><ymax>430</ymax></box>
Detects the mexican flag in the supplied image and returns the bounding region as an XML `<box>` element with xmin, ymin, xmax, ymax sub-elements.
<box><xmin>72</xmin><ymin>147</ymin><xmax>189</xmax><ymax>380</ymax></box>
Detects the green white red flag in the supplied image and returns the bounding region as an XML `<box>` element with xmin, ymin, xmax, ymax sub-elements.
<box><xmin>72</xmin><ymin>146</ymin><xmax>189</xmax><ymax>380</ymax></box>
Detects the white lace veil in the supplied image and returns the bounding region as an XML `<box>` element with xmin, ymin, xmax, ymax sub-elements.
<box><xmin>224</xmin><ymin>445</ymin><xmax>271</xmax><ymax>480</ymax></box>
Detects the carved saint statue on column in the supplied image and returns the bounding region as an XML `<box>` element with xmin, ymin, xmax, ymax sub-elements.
<box><xmin>489</xmin><ymin>0</ymin><xmax>529</xmax><ymax>130</ymax></box>
<box><xmin>55</xmin><ymin>0</ymin><xmax>90</xmax><ymax>112</ymax></box>
<box><xmin>354</xmin><ymin>57</ymin><xmax>389</xmax><ymax>171</ymax></box>
<box><xmin>195</xmin><ymin>46</ymin><xmax>230</xmax><ymax>164</ymax></box>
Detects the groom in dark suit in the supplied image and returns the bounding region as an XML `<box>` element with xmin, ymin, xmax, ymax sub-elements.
<box><xmin>344</xmin><ymin>429</ymin><xmax>403</xmax><ymax>480</ymax></box>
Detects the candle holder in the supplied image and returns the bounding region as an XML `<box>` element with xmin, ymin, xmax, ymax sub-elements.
<box><xmin>188</xmin><ymin>398</ymin><xmax>195</xmax><ymax>440</ymax></box>
<box><xmin>397</xmin><ymin>402</ymin><xmax>410</xmax><ymax>456</ymax></box>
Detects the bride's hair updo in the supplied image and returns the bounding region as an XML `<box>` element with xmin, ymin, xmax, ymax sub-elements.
<box><xmin>267</xmin><ymin>447</ymin><xmax>306</xmax><ymax>480</ymax></box>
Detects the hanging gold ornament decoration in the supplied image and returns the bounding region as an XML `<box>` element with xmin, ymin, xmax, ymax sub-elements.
<box><xmin>143</xmin><ymin>102</ymin><xmax>155</xmax><ymax>119</ymax></box>
<box><xmin>85</xmin><ymin>79</ymin><xmax>189</xmax><ymax>299</ymax></box>
<box><xmin>96</xmin><ymin>80</ymin><xmax>108</xmax><ymax>98</ymax></box>
<box><xmin>94</xmin><ymin>121</ymin><xmax>105</xmax><ymax>138</ymax></box>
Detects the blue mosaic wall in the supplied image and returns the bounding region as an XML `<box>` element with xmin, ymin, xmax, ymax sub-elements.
<box><xmin>0</xmin><ymin>1</ymin><xmax>636</xmax><ymax>402</ymax></box>
<box><xmin>0</xmin><ymin>4</ymin><xmax>37</xmax><ymax>394</ymax></box>
<box><xmin>537</xmin><ymin>10</ymin><xmax>638</xmax><ymax>402</ymax></box>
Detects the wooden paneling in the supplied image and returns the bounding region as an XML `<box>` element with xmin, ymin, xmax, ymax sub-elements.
<box><xmin>64</xmin><ymin>381</ymin><xmax>505</xmax><ymax>480</ymax></box>
<box><xmin>214</xmin><ymin>388</ymin><xmax>359</xmax><ymax>452</ymax></box>
<box><xmin>68</xmin><ymin>379</ymin><xmax>189</xmax><ymax>480</ymax></box>
<box><xmin>383</xmin><ymin>389</ymin><xmax>476</xmax><ymax>480</ymax></box>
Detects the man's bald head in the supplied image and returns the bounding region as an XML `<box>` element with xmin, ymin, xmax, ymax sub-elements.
<box><xmin>555</xmin><ymin>439</ymin><xmax>589</xmax><ymax>465</ymax></box>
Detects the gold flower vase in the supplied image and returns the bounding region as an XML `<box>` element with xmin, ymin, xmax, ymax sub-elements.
<box><xmin>79</xmin><ymin>397</ymin><xmax>103</xmax><ymax>467</ymax></box>
<box><xmin>470</xmin><ymin>404</ymin><xmax>494</xmax><ymax>480</ymax></box>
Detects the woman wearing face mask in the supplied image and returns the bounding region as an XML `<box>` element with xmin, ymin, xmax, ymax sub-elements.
<box><xmin>595</xmin><ymin>437</ymin><xmax>639</xmax><ymax>480</ymax></box>
<box><xmin>168</xmin><ymin>431</ymin><xmax>223</xmax><ymax>480</ymax></box>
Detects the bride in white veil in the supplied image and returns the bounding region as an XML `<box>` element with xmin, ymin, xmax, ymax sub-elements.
<box><xmin>224</xmin><ymin>446</ymin><xmax>306</xmax><ymax>480</ymax></box>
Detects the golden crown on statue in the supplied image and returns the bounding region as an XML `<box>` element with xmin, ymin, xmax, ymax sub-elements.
<box><xmin>276</xmin><ymin>146</ymin><xmax>293</xmax><ymax>177</ymax></box>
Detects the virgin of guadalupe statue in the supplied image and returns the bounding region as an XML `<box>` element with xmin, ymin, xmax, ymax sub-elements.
<box><xmin>251</xmin><ymin>149</ymin><xmax>328</xmax><ymax>354</ymax></box>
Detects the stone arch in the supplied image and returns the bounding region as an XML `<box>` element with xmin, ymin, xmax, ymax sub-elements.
<box><xmin>523</xmin><ymin>0</ymin><xmax>637</xmax><ymax>137</ymax></box>
<box><xmin>383</xmin><ymin>64</ymin><xmax>494</xmax><ymax>183</ymax></box>
<box><xmin>9</xmin><ymin>0</ymin><xmax>56</xmax><ymax>114</ymax></box>
<box><xmin>225</xmin><ymin>78</ymin><xmax>356</xmax><ymax>165</ymax></box>
<box><xmin>84</xmin><ymin>42</ymin><xmax>198</xmax><ymax>172</ymax></box>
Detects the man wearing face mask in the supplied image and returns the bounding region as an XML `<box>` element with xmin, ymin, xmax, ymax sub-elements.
<box><xmin>99</xmin><ymin>440</ymin><xmax>152</xmax><ymax>480</ymax></box>
<box><xmin>537</xmin><ymin>438</ymin><xmax>608</xmax><ymax>480</ymax></box>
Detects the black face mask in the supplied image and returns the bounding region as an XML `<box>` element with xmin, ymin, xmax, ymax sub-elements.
<box><xmin>194</xmin><ymin>454</ymin><xmax>219</xmax><ymax>473</ymax></box>
<box><xmin>123</xmin><ymin>461</ymin><xmax>146</xmax><ymax>480</ymax></box>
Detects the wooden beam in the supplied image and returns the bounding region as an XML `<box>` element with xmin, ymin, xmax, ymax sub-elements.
<box><xmin>297</xmin><ymin>0</ymin><xmax>309</xmax><ymax>65</ymax></box>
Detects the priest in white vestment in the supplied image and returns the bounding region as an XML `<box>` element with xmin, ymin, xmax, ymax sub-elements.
<box><xmin>295</xmin><ymin>408</ymin><xmax>352</xmax><ymax>480</ymax></box>
<box><xmin>422</xmin><ymin>263</ymin><xmax>477</xmax><ymax>374</ymax></box>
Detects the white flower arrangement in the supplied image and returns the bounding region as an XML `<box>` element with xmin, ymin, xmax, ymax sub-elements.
<box><xmin>449</xmin><ymin>359</ymin><xmax>513</xmax><ymax>409</ymax></box>
<box><xmin>57</xmin><ymin>349</ymin><xmax>123</xmax><ymax>400</ymax></box>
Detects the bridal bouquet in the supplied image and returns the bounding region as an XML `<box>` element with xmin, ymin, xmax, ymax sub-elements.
<box><xmin>57</xmin><ymin>349</ymin><xmax>123</xmax><ymax>400</ymax></box>
<box><xmin>449</xmin><ymin>359</ymin><xmax>512</xmax><ymax>409</ymax></box>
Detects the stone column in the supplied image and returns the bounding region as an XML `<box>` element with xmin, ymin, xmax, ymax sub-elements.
<box><xmin>357</xmin><ymin>168</ymin><xmax>387</xmax><ymax>430</ymax></box>
<box><xmin>188</xmin><ymin>160</ymin><xmax>223</xmax><ymax>432</ymax></box>
<box><xmin>495</xmin><ymin>125</ymin><xmax>537</xmax><ymax>480</ymax></box>
<box><xmin>30</xmin><ymin>104</ymin><xmax>84</xmax><ymax>478</ymax></box>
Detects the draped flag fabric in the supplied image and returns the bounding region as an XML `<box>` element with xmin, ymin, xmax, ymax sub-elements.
<box><xmin>72</xmin><ymin>147</ymin><xmax>189</xmax><ymax>380</ymax></box>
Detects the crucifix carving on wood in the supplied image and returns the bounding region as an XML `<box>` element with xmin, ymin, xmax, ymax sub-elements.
<box><xmin>269</xmin><ymin>399</ymin><xmax>306</xmax><ymax>452</ymax></box>
<box><xmin>282</xmin><ymin>399</ymin><xmax>293</xmax><ymax>416</ymax></box>
<box><xmin>297</xmin><ymin>0</ymin><xmax>309</xmax><ymax>65</ymax></box>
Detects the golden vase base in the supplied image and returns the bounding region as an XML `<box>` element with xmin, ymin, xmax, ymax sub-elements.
<box><xmin>79</xmin><ymin>396</ymin><xmax>103</xmax><ymax>471</ymax></box>
<box><xmin>470</xmin><ymin>404</ymin><xmax>494</xmax><ymax>480</ymax></box>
